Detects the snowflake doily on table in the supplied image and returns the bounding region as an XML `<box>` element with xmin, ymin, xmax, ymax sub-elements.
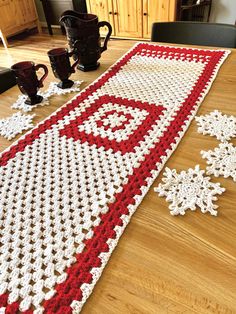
<box><xmin>0</xmin><ymin>112</ymin><xmax>35</xmax><ymax>140</ymax></box>
<box><xmin>11</xmin><ymin>94</ymin><xmax>49</xmax><ymax>112</ymax></box>
<box><xmin>11</xmin><ymin>81</ymin><xmax>83</xmax><ymax>112</ymax></box>
<box><xmin>201</xmin><ymin>143</ymin><xmax>236</xmax><ymax>181</ymax></box>
<box><xmin>195</xmin><ymin>110</ymin><xmax>236</xmax><ymax>142</ymax></box>
<box><xmin>43</xmin><ymin>80</ymin><xmax>83</xmax><ymax>98</ymax></box>
<box><xmin>154</xmin><ymin>165</ymin><xmax>225</xmax><ymax>216</ymax></box>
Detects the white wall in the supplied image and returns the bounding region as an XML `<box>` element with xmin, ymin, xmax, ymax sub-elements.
<box><xmin>210</xmin><ymin>0</ymin><xmax>236</xmax><ymax>24</ymax></box>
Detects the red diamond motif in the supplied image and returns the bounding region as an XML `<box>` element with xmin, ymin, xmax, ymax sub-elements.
<box><xmin>60</xmin><ymin>95</ymin><xmax>165</xmax><ymax>154</ymax></box>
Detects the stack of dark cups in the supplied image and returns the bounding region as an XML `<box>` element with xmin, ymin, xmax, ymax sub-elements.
<box><xmin>11</xmin><ymin>11</ymin><xmax>112</xmax><ymax>106</ymax></box>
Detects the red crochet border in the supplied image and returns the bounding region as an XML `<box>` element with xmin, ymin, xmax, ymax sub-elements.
<box><xmin>0</xmin><ymin>43</ymin><xmax>227</xmax><ymax>313</ymax></box>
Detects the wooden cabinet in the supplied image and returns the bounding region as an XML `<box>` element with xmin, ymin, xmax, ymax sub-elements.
<box><xmin>0</xmin><ymin>0</ymin><xmax>41</xmax><ymax>48</ymax></box>
<box><xmin>86</xmin><ymin>0</ymin><xmax>114</xmax><ymax>36</ymax></box>
<box><xmin>86</xmin><ymin>0</ymin><xmax>177</xmax><ymax>39</ymax></box>
<box><xmin>20</xmin><ymin>0</ymin><xmax>38</xmax><ymax>23</ymax></box>
<box><xmin>143</xmin><ymin>0</ymin><xmax>176</xmax><ymax>38</ymax></box>
<box><xmin>0</xmin><ymin>0</ymin><xmax>19</xmax><ymax>32</ymax></box>
<box><xmin>113</xmin><ymin>0</ymin><xmax>143</xmax><ymax>38</ymax></box>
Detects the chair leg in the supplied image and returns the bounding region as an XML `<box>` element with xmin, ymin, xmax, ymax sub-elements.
<box><xmin>37</xmin><ymin>20</ymin><xmax>42</xmax><ymax>34</ymax></box>
<box><xmin>47</xmin><ymin>23</ymin><xmax>53</xmax><ymax>35</ymax></box>
<box><xmin>0</xmin><ymin>32</ymin><xmax>9</xmax><ymax>49</ymax></box>
<box><xmin>41</xmin><ymin>0</ymin><xmax>53</xmax><ymax>35</ymax></box>
<box><xmin>207</xmin><ymin>1</ymin><xmax>212</xmax><ymax>22</ymax></box>
<box><xmin>61</xmin><ymin>26</ymin><xmax>66</xmax><ymax>35</ymax></box>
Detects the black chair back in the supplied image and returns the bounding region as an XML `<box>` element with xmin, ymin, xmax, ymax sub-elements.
<box><xmin>151</xmin><ymin>22</ymin><xmax>236</xmax><ymax>48</ymax></box>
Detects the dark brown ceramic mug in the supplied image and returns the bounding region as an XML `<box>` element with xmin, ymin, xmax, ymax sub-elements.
<box><xmin>11</xmin><ymin>61</ymin><xmax>48</xmax><ymax>105</ymax></box>
<box><xmin>47</xmin><ymin>47</ymin><xmax>79</xmax><ymax>89</ymax></box>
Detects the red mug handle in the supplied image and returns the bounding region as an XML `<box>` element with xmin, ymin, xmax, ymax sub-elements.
<box><xmin>35</xmin><ymin>64</ymin><xmax>48</xmax><ymax>87</ymax></box>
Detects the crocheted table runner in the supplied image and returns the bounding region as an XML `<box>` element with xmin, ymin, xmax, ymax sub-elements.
<box><xmin>0</xmin><ymin>43</ymin><xmax>230</xmax><ymax>313</ymax></box>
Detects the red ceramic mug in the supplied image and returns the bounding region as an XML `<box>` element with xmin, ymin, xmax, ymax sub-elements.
<box><xmin>11</xmin><ymin>61</ymin><xmax>48</xmax><ymax>105</ymax></box>
<box><xmin>47</xmin><ymin>47</ymin><xmax>79</xmax><ymax>89</ymax></box>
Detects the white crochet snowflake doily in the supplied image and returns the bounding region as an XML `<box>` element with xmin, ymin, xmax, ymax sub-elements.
<box><xmin>195</xmin><ymin>110</ymin><xmax>236</xmax><ymax>142</ymax></box>
<box><xmin>0</xmin><ymin>112</ymin><xmax>35</xmax><ymax>140</ymax></box>
<box><xmin>154</xmin><ymin>165</ymin><xmax>225</xmax><ymax>216</ymax></box>
<box><xmin>11</xmin><ymin>81</ymin><xmax>83</xmax><ymax>112</ymax></box>
<box><xmin>43</xmin><ymin>80</ymin><xmax>83</xmax><ymax>98</ymax></box>
<box><xmin>11</xmin><ymin>94</ymin><xmax>49</xmax><ymax>112</ymax></box>
<box><xmin>201</xmin><ymin>143</ymin><xmax>236</xmax><ymax>181</ymax></box>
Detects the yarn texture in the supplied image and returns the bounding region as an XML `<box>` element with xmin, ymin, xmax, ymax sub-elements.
<box><xmin>196</xmin><ymin>110</ymin><xmax>236</xmax><ymax>142</ymax></box>
<box><xmin>154</xmin><ymin>165</ymin><xmax>225</xmax><ymax>216</ymax></box>
<box><xmin>201</xmin><ymin>142</ymin><xmax>236</xmax><ymax>181</ymax></box>
<box><xmin>0</xmin><ymin>112</ymin><xmax>35</xmax><ymax>140</ymax></box>
<box><xmin>0</xmin><ymin>43</ymin><xmax>230</xmax><ymax>313</ymax></box>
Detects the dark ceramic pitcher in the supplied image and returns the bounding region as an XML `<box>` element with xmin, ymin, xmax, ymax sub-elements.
<box><xmin>60</xmin><ymin>10</ymin><xmax>112</xmax><ymax>71</ymax></box>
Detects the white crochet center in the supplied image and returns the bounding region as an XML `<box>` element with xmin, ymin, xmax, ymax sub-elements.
<box><xmin>78</xmin><ymin>103</ymin><xmax>148</xmax><ymax>141</ymax></box>
<box><xmin>0</xmin><ymin>51</ymin><xmax>207</xmax><ymax>312</ymax></box>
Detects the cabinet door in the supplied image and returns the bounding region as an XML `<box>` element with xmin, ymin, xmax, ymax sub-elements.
<box><xmin>86</xmin><ymin>0</ymin><xmax>114</xmax><ymax>36</ymax></box>
<box><xmin>19</xmin><ymin>0</ymin><xmax>38</xmax><ymax>24</ymax></box>
<box><xmin>143</xmin><ymin>0</ymin><xmax>177</xmax><ymax>39</ymax></box>
<box><xmin>113</xmin><ymin>0</ymin><xmax>142</xmax><ymax>38</ymax></box>
<box><xmin>0</xmin><ymin>0</ymin><xmax>20</xmax><ymax>31</ymax></box>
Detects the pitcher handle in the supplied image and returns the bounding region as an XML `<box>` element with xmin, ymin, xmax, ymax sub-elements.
<box><xmin>68</xmin><ymin>40</ymin><xmax>80</xmax><ymax>72</ymax></box>
<box><xmin>98</xmin><ymin>21</ymin><xmax>112</xmax><ymax>53</ymax></box>
<box><xmin>35</xmin><ymin>64</ymin><xmax>48</xmax><ymax>87</ymax></box>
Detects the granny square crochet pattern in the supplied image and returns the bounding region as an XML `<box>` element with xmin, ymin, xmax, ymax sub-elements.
<box><xmin>0</xmin><ymin>43</ymin><xmax>230</xmax><ymax>313</ymax></box>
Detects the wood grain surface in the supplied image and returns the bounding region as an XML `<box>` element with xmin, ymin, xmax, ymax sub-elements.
<box><xmin>0</xmin><ymin>34</ymin><xmax>236</xmax><ymax>314</ymax></box>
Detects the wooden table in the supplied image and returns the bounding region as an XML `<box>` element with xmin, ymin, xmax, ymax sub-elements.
<box><xmin>0</xmin><ymin>34</ymin><xmax>236</xmax><ymax>313</ymax></box>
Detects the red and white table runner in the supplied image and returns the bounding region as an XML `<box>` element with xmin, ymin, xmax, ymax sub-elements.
<box><xmin>0</xmin><ymin>43</ymin><xmax>230</xmax><ymax>313</ymax></box>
